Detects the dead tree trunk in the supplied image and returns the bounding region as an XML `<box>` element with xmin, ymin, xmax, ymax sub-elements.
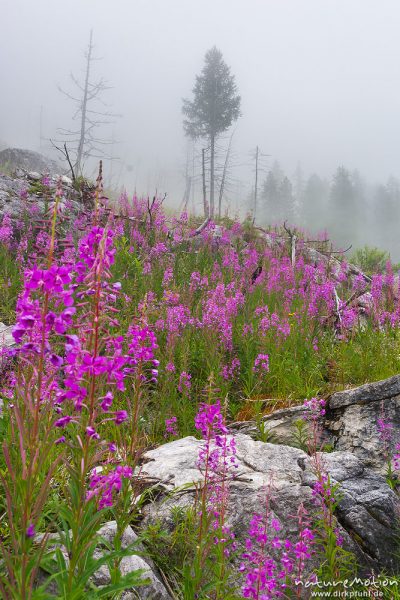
<box><xmin>75</xmin><ymin>30</ymin><xmax>93</xmax><ymax>175</ymax></box>
<box><xmin>252</xmin><ymin>145</ymin><xmax>259</xmax><ymax>225</ymax></box>
<box><xmin>210</xmin><ymin>133</ymin><xmax>215</xmax><ymax>219</ymax></box>
<box><xmin>218</xmin><ymin>129</ymin><xmax>235</xmax><ymax>219</ymax></box>
<box><xmin>202</xmin><ymin>148</ymin><xmax>208</xmax><ymax>218</ymax></box>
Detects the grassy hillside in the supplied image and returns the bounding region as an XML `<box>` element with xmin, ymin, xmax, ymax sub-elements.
<box><xmin>0</xmin><ymin>179</ymin><xmax>399</xmax><ymax>598</ymax></box>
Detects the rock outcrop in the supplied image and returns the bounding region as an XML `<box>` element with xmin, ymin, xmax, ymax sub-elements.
<box><xmin>139</xmin><ymin>434</ymin><xmax>399</xmax><ymax>576</ymax></box>
<box><xmin>0</xmin><ymin>148</ymin><xmax>61</xmax><ymax>174</ymax></box>
<box><xmin>36</xmin><ymin>521</ymin><xmax>171</xmax><ymax>599</ymax></box>
<box><xmin>231</xmin><ymin>376</ymin><xmax>400</xmax><ymax>475</ymax></box>
<box><xmin>93</xmin><ymin>522</ymin><xmax>171</xmax><ymax>599</ymax></box>
<box><xmin>0</xmin><ymin>171</ymin><xmax>79</xmax><ymax>221</ymax></box>
<box><xmin>326</xmin><ymin>375</ymin><xmax>400</xmax><ymax>473</ymax></box>
<box><xmin>0</xmin><ymin>322</ymin><xmax>14</xmax><ymax>349</ymax></box>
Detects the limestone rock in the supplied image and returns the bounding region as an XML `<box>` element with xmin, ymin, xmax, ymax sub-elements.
<box><xmin>0</xmin><ymin>148</ymin><xmax>61</xmax><ymax>174</ymax></box>
<box><xmin>326</xmin><ymin>375</ymin><xmax>400</xmax><ymax>472</ymax></box>
<box><xmin>0</xmin><ymin>171</ymin><xmax>82</xmax><ymax>223</ymax></box>
<box><xmin>0</xmin><ymin>322</ymin><xmax>14</xmax><ymax>349</ymax></box>
<box><xmin>231</xmin><ymin>404</ymin><xmax>310</xmax><ymax>444</ymax></box>
<box><xmin>230</xmin><ymin>376</ymin><xmax>400</xmax><ymax>475</ymax></box>
<box><xmin>36</xmin><ymin>521</ymin><xmax>171</xmax><ymax>599</ymax></box>
<box><xmin>140</xmin><ymin>434</ymin><xmax>398</xmax><ymax>575</ymax></box>
<box><xmin>93</xmin><ymin>521</ymin><xmax>171</xmax><ymax>599</ymax></box>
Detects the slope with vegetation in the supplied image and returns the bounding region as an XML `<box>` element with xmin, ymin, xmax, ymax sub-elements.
<box><xmin>0</xmin><ymin>170</ymin><xmax>399</xmax><ymax>598</ymax></box>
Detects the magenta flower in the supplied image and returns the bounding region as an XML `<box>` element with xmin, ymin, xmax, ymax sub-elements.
<box><xmin>253</xmin><ymin>353</ymin><xmax>269</xmax><ymax>373</ymax></box>
<box><xmin>100</xmin><ymin>391</ymin><xmax>113</xmax><ymax>412</ymax></box>
<box><xmin>87</xmin><ymin>465</ymin><xmax>133</xmax><ymax>509</ymax></box>
<box><xmin>54</xmin><ymin>415</ymin><xmax>73</xmax><ymax>428</ymax></box>
<box><xmin>195</xmin><ymin>401</ymin><xmax>228</xmax><ymax>438</ymax></box>
<box><xmin>178</xmin><ymin>371</ymin><xmax>191</xmax><ymax>394</ymax></box>
<box><xmin>114</xmin><ymin>410</ymin><xmax>128</xmax><ymax>425</ymax></box>
<box><xmin>165</xmin><ymin>416</ymin><xmax>178</xmax><ymax>437</ymax></box>
<box><xmin>86</xmin><ymin>426</ymin><xmax>100</xmax><ymax>440</ymax></box>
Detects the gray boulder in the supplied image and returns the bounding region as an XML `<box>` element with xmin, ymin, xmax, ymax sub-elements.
<box><xmin>0</xmin><ymin>148</ymin><xmax>61</xmax><ymax>174</ymax></box>
<box><xmin>0</xmin><ymin>322</ymin><xmax>14</xmax><ymax>349</ymax></box>
<box><xmin>36</xmin><ymin>521</ymin><xmax>171</xmax><ymax>599</ymax></box>
<box><xmin>326</xmin><ymin>375</ymin><xmax>400</xmax><ymax>472</ymax></box>
<box><xmin>139</xmin><ymin>434</ymin><xmax>399</xmax><ymax>576</ymax></box>
<box><xmin>93</xmin><ymin>521</ymin><xmax>171</xmax><ymax>599</ymax></box>
<box><xmin>0</xmin><ymin>171</ymin><xmax>84</xmax><ymax>227</ymax></box>
<box><xmin>231</xmin><ymin>376</ymin><xmax>400</xmax><ymax>475</ymax></box>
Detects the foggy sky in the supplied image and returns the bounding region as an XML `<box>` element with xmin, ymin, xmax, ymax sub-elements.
<box><xmin>2</xmin><ymin>0</ymin><xmax>400</xmax><ymax>201</ymax></box>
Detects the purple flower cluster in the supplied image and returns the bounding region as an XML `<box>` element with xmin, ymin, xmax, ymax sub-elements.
<box><xmin>240</xmin><ymin>502</ymin><xmax>314</xmax><ymax>599</ymax></box>
<box><xmin>304</xmin><ymin>397</ymin><xmax>326</xmax><ymax>420</ymax></box>
<box><xmin>0</xmin><ymin>213</ymin><xmax>13</xmax><ymax>249</ymax></box>
<box><xmin>178</xmin><ymin>371</ymin><xmax>191</xmax><ymax>394</ymax></box>
<box><xmin>195</xmin><ymin>401</ymin><xmax>238</xmax><ymax>554</ymax></box>
<box><xmin>8</xmin><ymin>222</ymin><xmax>160</xmax><ymax>512</ymax></box>
<box><xmin>253</xmin><ymin>353</ymin><xmax>270</xmax><ymax>374</ymax></box>
<box><xmin>87</xmin><ymin>465</ymin><xmax>133</xmax><ymax>509</ymax></box>
<box><xmin>165</xmin><ymin>416</ymin><xmax>178</xmax><ymax>437</ymax></box>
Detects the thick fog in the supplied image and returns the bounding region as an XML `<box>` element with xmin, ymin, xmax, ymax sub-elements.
<box><xmin>2</xmin><ymin>0</ymin><xmax>400</xmax><ymax>254</ymax></box>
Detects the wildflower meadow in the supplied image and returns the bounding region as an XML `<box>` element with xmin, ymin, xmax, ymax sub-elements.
<box><xmin>0</xmin><ymin>172</ymin><xmax>399</xmax><ymax>598</ymax></box>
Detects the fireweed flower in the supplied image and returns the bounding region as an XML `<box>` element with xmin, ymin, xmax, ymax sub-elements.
<box><xmin>87</xmin><ymin>465</ymin><xmax>133</xmax><ymax>509</ymax></box>
<box><xmin>0</xmin><ymin>213</ymin><xmax>13</xmax><ymax>249</ymax></box>
<box><xmin>86</xmin><ymin>426</ymin><xmax>100</xmax><ymax>440</ymax></box>
<box><xmin>178</xmin><ymin>371</ymin><xmax>191</xmax><ymax>394</ymax></box>
<box><xmin>100</xmin><ymin>391</ymin><xmax>113</xmax><ymax>412</ymax></box>
<box><xmin>377</xmin><ymin>402</ymin><xmax>394</xmax><ymax>457</ymax></box>
<box><xmin>393</xmin><ymin>444</ymin><xmax>400</xmax><ymax>471</ymax></box>
<box><xmin>253</xmin><ymin>353</ymin><xmax>270</xmax><ymax>373</ymax></box>
<box><xmin>165</xmin><ymin>416</ymin><xmax>178</xmax><ymax>437</ymax></box>
<box><xmin>240</xmin><ymin>500</ymin><xmax>314</xmax><ymax>599</ymax></box>
<box><xmin>304</xmin><ymin>397</ymin><xmax>326</xmax><ymax>420</ymax></box>
<box><xmin>194</xmin><ymin>401</ymin><xmax>238</xmax><ymax>557</ymax></box>
<box><xmin>195</xmin><ymin>401</ymin><xmax>228</xmax><ymax>438</ymax></box>
<box><xmin>113</xmin><ymin>410</ymin><xmax>128</xmax><ymax>425</ymax></box>
<box><xmin>55</xmin><ymin>415</ymin><xmax>74</xmax><ymax>428</ymax></box>
<box><xmin>162</xmin><ymin>266</ymin><xmax>174</xmax><ymax>285</ymax></box>
<box><xmin>221</xmin><ymin>357</ymin><xmax>241</xmax><ymax>381</ymax></box>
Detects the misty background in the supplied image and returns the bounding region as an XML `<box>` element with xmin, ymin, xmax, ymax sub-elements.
<box><xmin>2</xmin><ymin>0</ymin><xmax>400</xmax><ymax>257</ymax></box>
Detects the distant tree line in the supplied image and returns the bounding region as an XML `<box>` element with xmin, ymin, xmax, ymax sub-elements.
<box><xmin>258</xmin><ymin>161</ymin><xmax>400</xmax><ymax>258</ymax></box>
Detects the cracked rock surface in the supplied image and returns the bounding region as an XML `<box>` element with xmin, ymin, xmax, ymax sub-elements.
<box><xmin>325</xmin><ymin>375</ymin><xmax>400</xmax><ymax>473</ymax></box>
<box><xmin>231</xmin><ymin>376</ymin><xmax>400</xmax><ymax>475</ymax></box>
<box><xmin>140</xmin><ymin>434</ymin><xmax>399</xmax><ymax>575</ymax></box>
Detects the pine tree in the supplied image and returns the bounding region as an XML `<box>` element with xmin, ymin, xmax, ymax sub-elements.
<box><xmin>182</xmin><ymin>47</ymin><xmax>241</xmax><ymax>218</ymax></box>
<box><xmin>301</xmin><ymin>173</ymin><xmax>329</xmax><ymax>232</ymax></box>
<box><xmin>261</xmin><ymin>171</ymin><xmax>279</xmax><ymax>223</ymax></box>
<box><xmin>330</xmin><ymin>166</ymin><xmax>357</xmax><ymax>247</ymax></box>
<box><xmin>374</xmin><ymin>177</ymin><xmax>400</xmax><ymax>254</ymax></box>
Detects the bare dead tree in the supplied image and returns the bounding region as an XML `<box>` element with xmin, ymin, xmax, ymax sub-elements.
<box><xmin>181</xmin><ymin>177</ymin><xmax>192</xmax><ymax>214</ymax></box>
<box><xmin>56</xmin><ymin>30</ymin><xmax>120</xmax><ymax>176</ymax></box>
<box><xmin>202</xmin><ymin>148</ymin><xmax>208</xmax><ymax>218</ymax></box>
<box><xmin>51</xmin><ymin>141</ymin><xmax>76</xmax><ymax>182</ymax></box>
<box><xmin>147</xmin><ymin>193</ymin><xmax>167</xmax><ymax>228</ymax></box>
<box><xmin>218</xmin><ymin>128</ymin><xmax>236</xmax><ymax>219</ymax></box>
<box><xmin>179</xmin><ymin>141</ymin><xmax>193</xmax><ymax>214</ymax></box>
<box><xmin>249</xmin><ymin>146</ymin><xmax>269</xmax><ymax>224</ymax></box>
<box><xmin>283</xmin><ymin>221</ymin><xmax>298</xmax><ymax>266</ymax></box>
